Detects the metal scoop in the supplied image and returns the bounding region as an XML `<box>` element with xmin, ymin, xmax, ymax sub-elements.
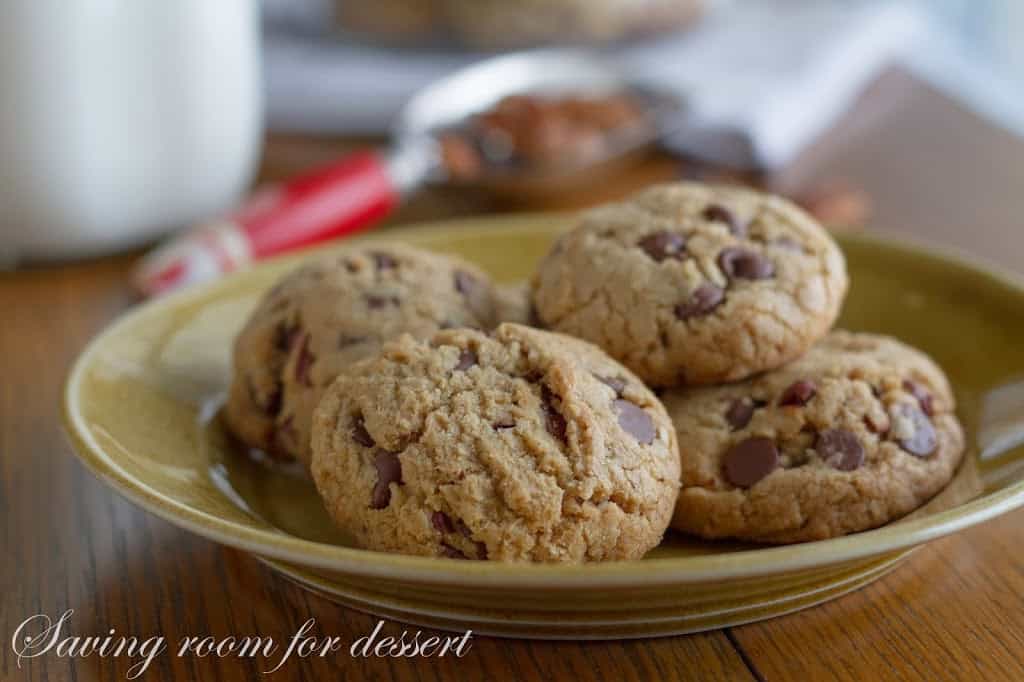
<box><xmin>392</xmin><ymin>49</ymin><xmax>680</xmax><ymax>190</ymax></box>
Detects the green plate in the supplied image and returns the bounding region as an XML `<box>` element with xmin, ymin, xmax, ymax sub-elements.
<box><xmin>63</xmin><ymin>214</ymin><xmax>1024</xmax><ymax>638</ymax></box>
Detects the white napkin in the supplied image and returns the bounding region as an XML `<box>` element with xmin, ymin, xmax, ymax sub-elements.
<box><xmin>264</xmin><ymin>1</ymin><xmax>926</xmax><ymax>169</ymax></box>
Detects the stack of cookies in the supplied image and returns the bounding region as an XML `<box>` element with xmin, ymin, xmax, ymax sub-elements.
<box><xmin>224</xmin><ymin>182</ymin><xmax>964</xmax><ymax>562</ymax></box>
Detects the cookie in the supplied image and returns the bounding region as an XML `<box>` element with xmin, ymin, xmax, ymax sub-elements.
<box><xmin>310</xmin><ymin>323</ymin><xmax>680</xmax><ymax>562</ymax></box>
<box><xmin>531</xmin><ymin>182</ymin><xmax>848</xmax><ymax>386</ymax></box>
<box><xmin>665</xmin><ymin>331</ymin><xmax>964</xmax><ymax>543</ymax></box>
<box><xmin>223</xmin><ymin>243</ymin><xmax>500</xmax><ymax>466</ymax></box>
<box><xmin>494</xmin><ymin>282</ymin><xmax>535</xmax><ymax>326</ymax></box>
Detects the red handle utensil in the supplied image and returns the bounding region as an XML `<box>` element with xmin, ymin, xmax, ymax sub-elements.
<box><xmin>134</xmin><ymin>150</ymin><xmax>400</xmax><ymax>297</ymax></box>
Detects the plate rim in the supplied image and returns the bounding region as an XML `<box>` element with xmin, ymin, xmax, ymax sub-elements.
<box><xmin>62</xmin><ymin>214</ymin><xmax>1024</xmax><ymax>588</ymax></box>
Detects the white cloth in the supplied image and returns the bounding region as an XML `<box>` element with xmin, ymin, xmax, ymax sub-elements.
<box><xmin>264</xmin><ymin>1</ymin><xmax>926</xmax><ymax>169</ymax></box>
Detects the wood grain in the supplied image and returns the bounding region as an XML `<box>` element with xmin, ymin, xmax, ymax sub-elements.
<box><xmin>732</xmin><ymin>524</ymin><xmax>1024</xmax><ymax>682</ymax></box>
<box><xmin>5</xmin><ymin>68</ymin><xmax>1024</xmax><ymax>681</ymax></box>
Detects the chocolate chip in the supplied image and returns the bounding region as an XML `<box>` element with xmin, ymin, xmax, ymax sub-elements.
<box><xmin>816</xmin><ymin>428</ymin><xmax>865</xmax><ymax>471</ymax></box>
<box><xmin>596</xmin><ymin>374</ymin><xmax>626</xmax><ymax>396</ymax></box>
<box><xmin>723</xmin><ymin>437</ymin><xmax>779</xmax><ymax>487</ymax></box>
<box><xmin>702</xmin><ymin>204</ymin><xmax>745</xmax><ymax>236</ymax></box>
<box><xmin>293</xmin><ymin>334</ymin><xmax>315</xmax><ymax>386</ymax></box>
<box><xmin>454</xmin><ymin>270</ymin><xmax>478</xmax><ymax>297</ymax></box>
<box><xmin>338</xmin><ymin>334</ymin><xmax>367</xmax><ymax>348</ymax></box>
<box><xmin>431</xmin><ymin>511</ymin><xmax>455</xmax><ymax>534</ymax></box>
<box><xmin>493</xmin><ymin>418</ymin><xmax>516</xmax><ymax>430</ymax></box>
<box><xmin>246</xmin><ymin>376</ymin><xmax>282</xmax><ymax>416</ymax></box>
<box><xmin>273</xmin><ymin>322</ymin><xmax>299</xmax><ymax>352</ymax></box>
<box><xmin>895</xmin><ymin>404</ymin><xmax>938</xmax><ymax>457</ymax></box>
<box><xmin>779</xmin><ymin>380</ymin><xmax>817</xmax><ymax>407</ymax></box>
<box><xmin>527</xmin><ymin>305</ymin><xmax>544</xmax><ymax>328</ymax></box>
<box><xmin>365</xmin><ymin>294</ymin><xmax>399</xmax><ymax>309</ymax></box>
<box><xmin>637</xmin><ymin>231</ymin><xmax>687</xmax><ymax>262</ymax></box>
<box><xmin>435</xmin><ymin>513</ymin><xmax>480</xmax><ymax>550</ymax></box>
<box><xmin>455</xmin><ymin>349</ymin><xmax>477</xmax><ymax>371</ymax></box>
<box><xmin>265</xmin><ymin>385</ymin><xmax>283</xmax><ymax>416</ymax></box>
<box><xmin>614</xmin><ymin>399</ymin><xmax>655</xmax><ymax>445</ymax></box>
<box><xmin>370</xmin><ymin>450</ymin><xmax>403</xmax><ymax>509</ymax></box>
<box><xmin>440</xmin><ymin>543</ymin><xmax>468</xmax><ymax>559</ymax></box>
<box><xmin>725</xmin><ymin>398</ymin><xmax>762</xmax><ymax>430</ymax></box>
<box><xmin>351</xmin><ymin>415</ymin><xmax>375</xmax><ymax>448</ymax></box>
<box><xmin>439</xmin><ymin>132</ymin><xmax>483</xmax><ymax>180</ymax></box>
<box><xmin>371</xmin><ymin>252</ymin><xmax>397</xmax><ymax>270</ymax></box>
<box><xmin>718</xmin><ymin>248</ymin><xmax>775</xmax><ymax>280</ymax></box>
<box><xmin>451</xmin><ymin>520</ymin><xmax>487</xmax><ymax>559</ymax></box>
<box><xmin>675</xmin><ymin>283</ymin><xmax>725</xmax><ymax>320</ymax></box>
<box><xmin>455</xmin><ymin>270</ymin><xmax>490</xmax><ymax>319</ymax></box>
<box><xmin>903</xmin><ymin>379</ymin><xmax>935</xmax><ymax>416</ymax></box>
<box><xmin>541</xmin><ymin>386</ymin><xmax>567</xmax><ymax>443</ymax></box>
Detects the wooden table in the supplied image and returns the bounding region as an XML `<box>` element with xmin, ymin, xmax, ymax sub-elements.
<box><xmin>5</xmin><ymin>70</ymin><xmax>1024</xmax><ymax>681</ymax></box>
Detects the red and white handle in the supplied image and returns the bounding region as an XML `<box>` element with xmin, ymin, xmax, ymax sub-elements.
<box><xmin>134</xmin><ymin>150</ymin><xmax>400</xmax><ymax>297</ymax></box>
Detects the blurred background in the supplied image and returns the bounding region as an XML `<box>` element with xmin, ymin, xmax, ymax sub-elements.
<box><xmin>2</xmin><ymin>0</ymin><xmax>1024</xmax><ymax>290</ymax></box>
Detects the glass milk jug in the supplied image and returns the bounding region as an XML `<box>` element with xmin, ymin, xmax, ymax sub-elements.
<box><xmin>0</xmin><ymin>0</ymin><xmax>262</xmax><ymax>263</ymax></box>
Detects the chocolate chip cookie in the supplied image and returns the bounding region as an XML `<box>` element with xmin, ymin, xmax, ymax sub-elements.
<box><xmin>531</xmin><ymin>182</ymin><xmax>848</xmax><ymax>386</ymax></box>
<box><xmin>494</xmin><ymin>282</ymin><xmax>534</xmax><ymax>326</ymax></box>
<box><xmin>665</xmin><ymin>331</ymin><xmax>964</xmax><ymax>543</ymax></box>
<box><xmin>310</xmin><ymin>323</ymin><xmax>680</xmax><ymax>562</ymax></box>
<box><xmin>223</xmin><ymin>244</ymin><xmax>500</xmax><ymax>466</ymax></box>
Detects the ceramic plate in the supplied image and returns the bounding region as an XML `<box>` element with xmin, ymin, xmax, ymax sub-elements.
<box><xmin>64</xmin><ymin>215</ymin><xmax>1024</xmax><ymax>639</ymax></box>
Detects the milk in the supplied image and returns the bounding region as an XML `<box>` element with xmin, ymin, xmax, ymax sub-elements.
<box><xmin>0</xmin><ymin>0</ymin><xmax>262</xmax><ymax>263</ymax></box>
